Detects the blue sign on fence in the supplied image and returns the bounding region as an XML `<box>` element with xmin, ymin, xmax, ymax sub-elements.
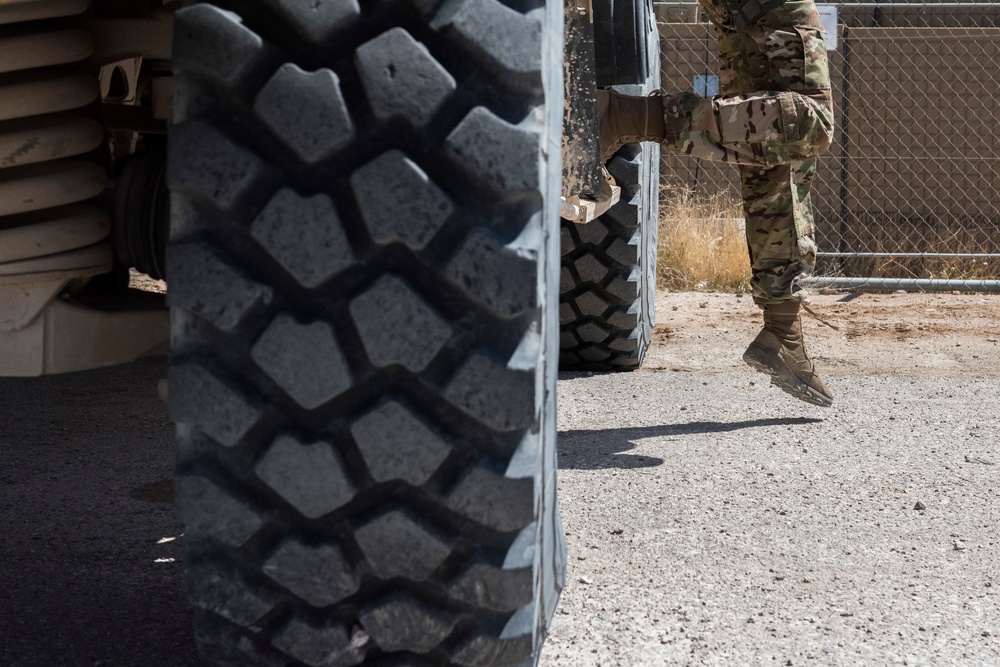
<box><xmin>693</xmin><ymin>74</ymin><xmax>719</xmax><ymax>97</ymax></box>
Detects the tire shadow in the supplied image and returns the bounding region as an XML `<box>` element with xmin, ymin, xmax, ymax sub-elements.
<box><xmin>0</xmin><ymin>357</ymin><xmax>199</xmax><ymax>667</ymax></box>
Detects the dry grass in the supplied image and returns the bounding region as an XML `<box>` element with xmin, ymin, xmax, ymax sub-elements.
<box><xmin>657</xmin><ymin>187</ymin><xmax>751</xmax><ymax>292</ymax></box>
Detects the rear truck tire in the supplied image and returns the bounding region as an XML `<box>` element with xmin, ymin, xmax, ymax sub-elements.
<box><xmin>558</xmin><ymin>0</ymin><xmax>660</xmax><ymax>371</ymax></box>
<box><xmin>167</xmin><ymin>2</ymin><xmax>566</xmax><ymax>666</ymax></box>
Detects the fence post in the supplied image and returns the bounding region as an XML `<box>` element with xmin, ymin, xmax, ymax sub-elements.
<box><xmin>838</xmin><ymin>24</ymin><xmax>851</xmax><ymax>273</ymax></box>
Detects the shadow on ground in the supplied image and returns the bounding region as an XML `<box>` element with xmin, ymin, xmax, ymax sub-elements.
<box><xmin>0</xmin><ymin>357</ymin><xmax>200</xmax><ymax>667</ymax></box>
<box><xmin>557</xmin><ymin>417</ymin><xmax>823</xmax><ymax>470</ymax></box>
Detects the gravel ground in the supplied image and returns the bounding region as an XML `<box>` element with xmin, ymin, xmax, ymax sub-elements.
<box><xmin>542</xmin><ymin>291</ymin><xmax>1000</xmax><ymax>667</ymax></box>
<box><xmin>545</xmin><ymin>374</ymin><xmax>999</xmax><ymax>666</ymax></box>
<box><xmin>1</xmin><ymin>290</ymin><xmax>998</xmax><ymax>666</ymax></box>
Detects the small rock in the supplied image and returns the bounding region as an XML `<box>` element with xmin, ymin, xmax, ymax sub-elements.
<box><xmin>983</xmin><ymin>631</ymin><xmax>992</xmax><ymax>637</ymax></box>
<box><xmin>672</xmin><ymin>305</ymin><xmax>679</xmax><ymax>311</ymax></box>
<box><xmin>699</xmin><ymin>301</ymin><xmax>708</xmax><ymax>309</ymax></box>
<box><xmin>913</xmin><ymin>501</ymin><xmax>926</xmax><ymax>511</ymax></box>
<box><xmin>895</xmin><ymin>289</ymin><xmax>907</xmax><ymax>294</ymax></box>
<box><xmin>610</xmin><ymin>528</ymin><xmax>623</xmax><ymax>535</ymax></box>
<box><xmin>954</xmin><ymin>540</ymin><xmax>967</xmax><ymax>551</ymax></box>
<box><xmin>578</xmin><ymin>576</ymin><xmax>593</xmax><ymax>585</ymax></box>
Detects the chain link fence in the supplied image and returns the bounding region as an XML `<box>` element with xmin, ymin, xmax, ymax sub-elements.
<box><xmin>655</xmin><ymin>1</ymin><xmax>1000</xmax><ymax>291</ymax></box>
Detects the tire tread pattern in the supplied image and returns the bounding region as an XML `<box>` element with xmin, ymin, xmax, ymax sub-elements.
<box><xmin>558</xmin><ymin>141</ymin><xmax>659</xmax><ymax>370</ymax></box>
<box><xmin>168</xmin><ymin>1</ymin><xmax>564</xmax><ymax>665</ymax></box>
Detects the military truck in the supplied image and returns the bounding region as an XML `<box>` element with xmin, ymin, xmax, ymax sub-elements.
<box><xmin>0</xmin><ymin>0</ymin><xmax>659</xmax><ymax>663</ymax></box>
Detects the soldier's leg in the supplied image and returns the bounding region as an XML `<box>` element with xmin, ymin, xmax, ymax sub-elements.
<box><xmin>597</xmin><ymin>1</ymin><xmax>835</xmax><ymax>405</ymax></box>
<box><xmin>741</xmin><ymin>160</ymin><xmax>817</xmax><ymax>302</ymax></box>
<box><xmin>681</xmin><ymin>0</ymin><xmax>836</xmax><ymax>404</ymax></box>
<box><xmin>739</xmin><ymin>158</ymin><xmax>833</xmax><ymax>406</ymax></box>
<box><xmin>683</xmin><ymin>0</ymin><xmax>834</xmax><ymax>165</ymax></box>
<box><xmin>600</xmin><ymin>1</ymin><xmax>834</xmax><ymax>167</ymax></box>
<box><xmin>693</xmin><ymin>0</ymin><xmax>829</xmax><ymax>294</ymax></box>
<box><xmin>714</xmin><ymin>0</ymin><xmax>833</xmax><ymax>405</ymax></box>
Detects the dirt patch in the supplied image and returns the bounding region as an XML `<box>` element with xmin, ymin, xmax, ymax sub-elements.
<box><xmin>120</xmin><ymin>272</ymin><xmax>1000</xmax><ymax>379</ymax></box>
<box><xmin>646</xmin><ymin>290</ymin><xmax>1000</xmax><ymax>379</ymax></box>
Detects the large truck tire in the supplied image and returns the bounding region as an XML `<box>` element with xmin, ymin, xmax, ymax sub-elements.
<box><xmin>558</xmin><ymin>3</ymin><xmax>660</xmax><ymax>371</ymax></box>
<box><xmin>167</xmin><ymin>2</ymin><xmax>566</xmax><ymax>666</ymax></box>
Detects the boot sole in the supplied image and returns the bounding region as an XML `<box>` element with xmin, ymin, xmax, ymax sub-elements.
<box><xmin>742</xmin><ymin>344</ymin><xmax>833</xmax><ymax>408</ymax></box>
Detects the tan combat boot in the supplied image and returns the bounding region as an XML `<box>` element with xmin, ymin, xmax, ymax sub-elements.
<box><xmin>597</xmin><ymin>89</ymin><xmax>666</xmax><ymax>161</ymax></box>
<box><xmin>742</xmin><ymin>300</ymin><xmax>834</xmax><ymax>407</ymax></box>
<box><xmin>598</xmin><ymin>89</ymin><xmax>702</xmax><ymax>160</ymax></box>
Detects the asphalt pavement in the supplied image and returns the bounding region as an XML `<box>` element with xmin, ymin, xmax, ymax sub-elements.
<box><xmin>545</xmin><ymin>370</ymin><xmax>1000</xmax><ymax>666</ymax></box>
<box><xmin>2</xmin><ymin>354</ymin><xmax>998</xmax><ymax>666</ymax></box>
<box><xmin>0</xmin><ymin>356</ymin><xmax>193</xmax><ymax>666</ymax></box>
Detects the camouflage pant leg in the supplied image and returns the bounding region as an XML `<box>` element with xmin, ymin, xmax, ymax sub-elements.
<box><xmin>669</xmin><ymin>0</ymin><xmax>835</xmax><ymax>303</ymax></box>
<box><xmin>739</xmin><ymin>158</ymin><xmax>820</xmax><ymax>303</ymax></box>
<box><xmin>664</xmin><ymin>88</ymin><xmax>833</xmax><ymax>168</ymax></box>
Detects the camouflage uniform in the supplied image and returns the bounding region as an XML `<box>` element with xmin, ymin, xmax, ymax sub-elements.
<box><xmin>664</xmin><ymin>0</ymin><xmax>834</xmax><ymax>304</ymax></box>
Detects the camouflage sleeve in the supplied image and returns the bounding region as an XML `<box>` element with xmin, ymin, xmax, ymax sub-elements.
<box><xmin>664</xmin><ymin>0</ymin><xmax>834</xmax><ymax>168</ymax></box>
